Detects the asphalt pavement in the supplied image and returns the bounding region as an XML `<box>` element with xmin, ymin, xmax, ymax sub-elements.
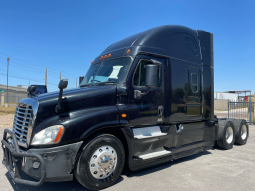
<box><xmin>0</xmin><ymin>126</ymin><xmax>255</xmax><ymax>191</ymax></box>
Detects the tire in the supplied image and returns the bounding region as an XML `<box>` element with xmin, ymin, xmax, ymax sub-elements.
<box><xmin>74</xmin><ymin>134</ymin><xmax>125</xmax><ymax>190</ymax></box>
<box><xmin>233</xmin><ymin>119</ymin><xmax>249</xmax><ymax>145</ymax></box>
<box><xmin>216</xmin><ymin>120</ymin><xmax>235</xmax><ymax>150</ymax></box>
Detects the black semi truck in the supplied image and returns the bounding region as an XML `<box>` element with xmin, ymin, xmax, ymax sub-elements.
<box><xmin>2</xmin><ymin>25</ymin><xmax>249</xmax><ymax>190</ymax></box>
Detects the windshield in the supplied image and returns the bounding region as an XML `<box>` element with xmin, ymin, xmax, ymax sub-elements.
<box><xmin>80</xmin><ymin>57</ymin><xmax>132</xmax><ymax>86</ymax></box>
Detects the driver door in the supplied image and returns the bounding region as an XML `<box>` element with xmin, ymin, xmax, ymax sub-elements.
<box><xmin>126</xmin><ymin>55</ymin><xmax>164</xmax><ymax>126</ymax></box>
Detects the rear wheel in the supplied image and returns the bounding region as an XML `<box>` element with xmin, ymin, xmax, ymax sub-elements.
<box><xmin>74</xmin><ymin>134</ymin><xmax>125</xmax><ymax>190</ymax></box>
<box><xmin>233</xmin><ymin>119</ymin><xmax>249</xmax><ymax>145</ymax></box>
<box><xmin>216</xmin><ymin>120</ymin><xmax>235</xmax><ymax>150</ymax></box>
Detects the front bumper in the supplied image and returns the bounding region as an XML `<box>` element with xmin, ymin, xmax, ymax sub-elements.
<box><xmin>1</xmin><ymin>129</ymin><xmax>82</xmax><ymax>186</ymax></box>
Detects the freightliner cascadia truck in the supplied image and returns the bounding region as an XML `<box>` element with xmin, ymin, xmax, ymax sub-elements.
<box><xmin>1</xmin><ymin>25</ymin><xmax>249</xmax><ymax>190</ymax></box>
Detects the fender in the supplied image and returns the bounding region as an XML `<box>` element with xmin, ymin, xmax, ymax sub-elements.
<box><xmin>30</xmin><ymin>105</ymin><xmax>120</xmax><ymax>148</ymax></box>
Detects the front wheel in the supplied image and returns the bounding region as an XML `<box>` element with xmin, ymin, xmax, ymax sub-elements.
<box><xmin>74</xmin><ymin>134</ymin><xmax>125</xmax><ymax>190</ymax></box>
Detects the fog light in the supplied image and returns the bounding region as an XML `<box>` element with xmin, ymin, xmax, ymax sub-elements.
<box><xmin>33</xmin><ymin>161</ymin><xmax>40</xmax><ymax>169</ymax></box>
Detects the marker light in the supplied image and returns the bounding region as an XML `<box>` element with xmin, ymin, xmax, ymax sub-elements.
<box><xmin>121</xmin><ymin>114</ymin><xmax>127</xmax><ymax>118</ymax></box>
<box><xmin>104</xmin><ymin>55</ymin><xmax>107</xmax><ymax>59</ymax></box>
<box><xmin>31</xmin><ymin>125</ymin><xmax>65</xmax><ymax>145</ymax></box>
<box><xmin>108</xmin><ymin>54</ymin><xmax>111</xmax><ymax>58</ymax></box>
<box><xmin>91</xmin><ymin>60</ymin><xmax>94</xmax><ymax>64</ymax></box>
<box><xmin>126</xmin><ymin>49</ymin><xmax>130</xmax><ymax>54</ymax></box>
<box><xmin>100</xmin><ymin>56</ymin><xmax>103</xmax><ymax>60</ymax></box>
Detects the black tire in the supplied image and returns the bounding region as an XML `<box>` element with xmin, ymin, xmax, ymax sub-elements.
<box><xmin>74</xmin><ymin>134</ymin><xmax>125</xmax><ymax>190</ymax></box>
<box><xmin>233</xmin><ymin>119</ymin><xmax>249</xmax><ymax>145</ymax></box>
<box><xmin>216</xmin><ymin>120</ymin><xmax>236</xmax><ymax>150</ymax></box>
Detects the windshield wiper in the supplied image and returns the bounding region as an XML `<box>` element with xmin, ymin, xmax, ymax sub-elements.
<box><xmin>93</xmin><ymin>81</ymin><xmax>118</xmax><ymax>86</ymax></box>
<box><xmin>79</xmin><ymin>84</ymin><xmax>90</xmax><ymax>87</ymax></box>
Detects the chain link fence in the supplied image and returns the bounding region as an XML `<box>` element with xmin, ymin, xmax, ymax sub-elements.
<box><xmin>4</xmin><ymin>94</ymin><xmax>27</xmax><ymax>104</ymax></box>
<box><xmin>0</xmin><ymin>85</ymin><xmax>27</xmax><ymax>106</ymax></box>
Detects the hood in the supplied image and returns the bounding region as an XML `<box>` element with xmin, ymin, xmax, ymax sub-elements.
<box><xmin>33</xmin><ymin>86</ymin><xmax>117</xmax><ymax>126</ymax></box>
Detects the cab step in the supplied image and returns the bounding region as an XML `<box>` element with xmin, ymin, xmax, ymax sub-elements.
<box><xmin>138</xmin><ymin>150</ymin><xmax>171</xmax><ymax>160</ymax></box>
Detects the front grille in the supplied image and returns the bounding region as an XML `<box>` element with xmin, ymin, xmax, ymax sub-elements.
<box><xmin>13</xmin><ymin>104</ymin><xmax>33</xmax><ymax>147</ymax></box>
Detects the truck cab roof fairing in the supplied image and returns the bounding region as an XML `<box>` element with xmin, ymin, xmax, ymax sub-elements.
<box><xmin>95</xmin><ymin>25</ymin><xmax>204</xmax><ymax>65</ymax></box>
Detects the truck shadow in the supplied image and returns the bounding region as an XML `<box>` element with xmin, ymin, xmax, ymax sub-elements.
<box><xmin>122</xmin><ymin>150</ymin><xmax>211</xmax><ymax>178</ymax></box>
<box><xmin>5</xmin><ymin>150</ymin><xmax>211</xmax><ymax>191</ymax></box>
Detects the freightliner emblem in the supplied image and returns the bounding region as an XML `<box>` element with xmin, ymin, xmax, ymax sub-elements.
<box><xmin>19</xmin><ymin>103</ymin><xmax>27</xmax><ymax>107</ymax></box>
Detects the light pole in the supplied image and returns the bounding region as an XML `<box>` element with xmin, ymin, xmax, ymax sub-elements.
<box><xmin>7</xmin><ymin>57</ymin><xmax>10</xmax><ymax>105</ymax></box>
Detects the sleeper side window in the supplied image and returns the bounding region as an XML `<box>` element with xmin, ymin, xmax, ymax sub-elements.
<box><xmin>185</xmin><ymin>36</ymin><xmax>197</xmax><ymax>55</ymax></box>
<box><xmin>188</xmin><ymin>67</ymin><xmax>200</xmax><ymax>97</ymax></box>
<box><xmin>133</xmin><ymin>60</ymin><xmax>160</xmax><ymax>87</ymax></box>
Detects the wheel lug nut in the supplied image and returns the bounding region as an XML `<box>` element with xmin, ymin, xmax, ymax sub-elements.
<box><xmin>93</xmin><ymin>155</ymin><xmax>97</xmax><ymax>159</ymax></box>
<box><xmin>99</xmin><ymin>149</ymin><xmax>102</xmax><ymax>152</ymax></box>
<box><xmin>110</xmin><ymin>157</ymin><xmax>113</xmax><ymax>160</ymax></box>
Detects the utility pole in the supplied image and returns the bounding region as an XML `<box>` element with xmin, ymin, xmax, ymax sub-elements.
<box><xmin>60</xmin><ymin>71</ymin><xmax>62</xmax><ymax>81</ymax></box>
<box><xmin>29</xmin><ymin>80</ymin><xmax>30</xmax><ymax>86</ymax></box>
<box><xmin>45</xmin><ymin>68</ymin><xmax>47</xmax><ymax>86</ymax></box>
<box><xmin>76</xmin><ymin>78</ymin><xmax>77</xmax><ymax>88</ymax></box>
<box><xmin>7</xmin><ymin>57</ymin><xmax>9</xmax><ymax>105</ymax></box>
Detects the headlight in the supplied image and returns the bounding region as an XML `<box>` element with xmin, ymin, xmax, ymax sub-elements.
<box><xmin>31</xmin><ymin>125</ymin><xmax>64</xmax><ymax>145</ymax></box>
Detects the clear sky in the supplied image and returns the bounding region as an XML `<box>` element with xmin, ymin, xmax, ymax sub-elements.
<box><xmin>0</xmin><ymin>0</ymin><xmax>254</xmax><ymax>93</ymax></box>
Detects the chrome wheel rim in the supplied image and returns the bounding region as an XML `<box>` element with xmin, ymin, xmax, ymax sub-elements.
<box><xmin>226</xmin><ymin>126</ymin><xmax>234</xmax><ymax>144</ymax></box>
<box><xmin>241</xmin><ymin>125</ymin><xmax>247</xmax><ymax>140</ymax></box>
<box><xmin>89</xmin><ymin>146</ymin><xmax>117</xmax><ymax>179</ymax></box>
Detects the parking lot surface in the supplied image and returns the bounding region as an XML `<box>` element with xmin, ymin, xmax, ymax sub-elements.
<box><xmin>0</xmin><ymin>126</ymin><xmax>255</xmax><ymax>191</ymax></box>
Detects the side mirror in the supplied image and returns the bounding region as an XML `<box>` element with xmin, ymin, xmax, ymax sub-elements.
<box><xmin>145</xmin><ymin>65</ymin><xmax>158</xmax><ymax>88</ymax></box>
<box><xmin>27</xmin><ymin>86</ymin><xmax>36</xmax><ymax>97</ymax></box>
<box><xmin>79</xmin><ymin>76</ymin><xmax>84</xmax><ymax>85</ymax></box>
<box><xmin>56</xmin><ymin>79</ymin><xmax>68</xmax><ymax>112</ymax></box>
<box><xmin>58</xmin><ymin>79</ymin><xmax>68</xmax><ymax>89</ymax></box>
<box><xmin>134</xmin><ymin>59</ymin><xmax>162</xmax><ymax>99</ymax></box>
<box><xmin>27</xmin><ymin>85</ymin><xmax>36</xmax><ymax>93</ymax></box>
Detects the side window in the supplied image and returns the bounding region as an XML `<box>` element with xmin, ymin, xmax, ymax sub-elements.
<box><xmin>188</xmin><ymin>67</ymin><xmax>200</xmax><ymax>97</ymax></box>
<box><xmin>185</xmin><ymin>36</ymin><xmax>197</xmax><ymax>55</ymax></box>
<box><xmin>133</xmin><ymin>60</ymin><xmax>160</xmax><ymax>87</ymax></box>
<box><xmin>191</xmin><ymin>73</ymin><xmax>198</xmax><ymax>93</ymax></box>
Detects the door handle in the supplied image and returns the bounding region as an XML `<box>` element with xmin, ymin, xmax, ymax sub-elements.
<box><xmin>176</xmin><ymin>124</ymin><xmax>184</xmax><ymax>134</ymax></box>
<box><xmin>134</xmin><ymin>89</ymin><xmax>151</xmax><ymax>99</ymax></box>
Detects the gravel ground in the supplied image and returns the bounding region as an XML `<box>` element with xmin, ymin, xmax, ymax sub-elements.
<box><xmin>0</xmin><ymin>114</ymin><xmax>14</xmax><ymax>128</ymax></box>
<box><xmin>0</xmin><ymin>124</ymin><xmax>254</xmax><ymax>191</ymax></box>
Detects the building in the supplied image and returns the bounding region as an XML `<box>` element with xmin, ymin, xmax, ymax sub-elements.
<box><xmin>0</xmin><ymin>84</ymin><xmax>27</xmax><ymax>104</ymax></box>
<box><xmin>214</xmin><ymin>92</ymin><xmax>239</xmax><ymax>102</ymax></box>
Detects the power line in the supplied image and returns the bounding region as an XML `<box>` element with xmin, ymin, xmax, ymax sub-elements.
<box><xmin>0</xmin><ymin>60</ymin><xmax>46</xmax><ymax>74</ymax></box>
<box><xmin>0</xmin><ymin>73</ymin><xmax>59</xmax><ymax>87</ymax></box>
<box><xmin>0</xmin><ymin>52</ymin><xmax>78</xmax><ymax>79</ymax></box>
<box><xmin>0</xmin><ymin>68</ymin><xmax>45</xmax><ymax>82</ymax></box>
<box><xmin>0</xmin><ymin>60</ymin><xmax>76</xmax><ymax>82</ymax></box>
<box><xmin>0</xmin><ymin>57</ymin><xmax>68</xmax><ymax>78</ymax></box>
<box><xmin>0</xmin><ymin>57</ymin><xmax>47</xmax><ymax>72</ymax></box>
<box><xmin>0</xmin><ymin>73</ymin><xmax>44</xmax><ymax>83</ymax></box>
